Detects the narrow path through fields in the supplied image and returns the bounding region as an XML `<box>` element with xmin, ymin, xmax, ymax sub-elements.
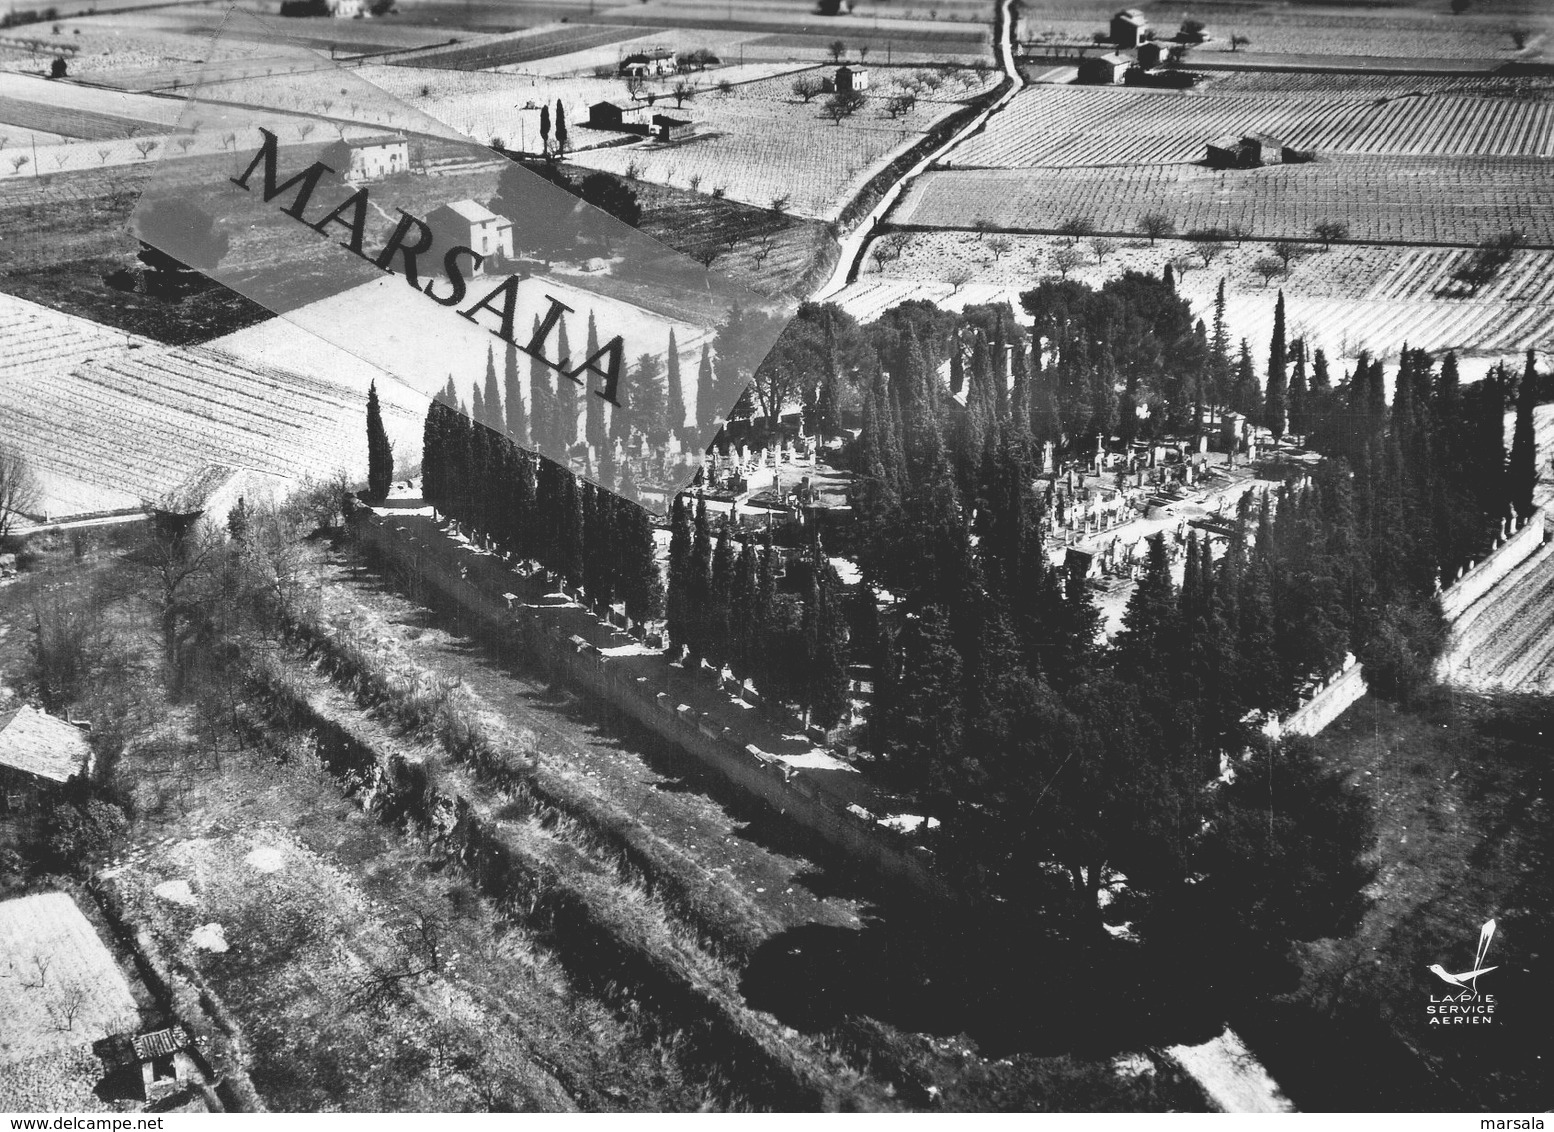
<box><xmin>813</xmin><ymin>0</ymin><xmax>1025</xmax><ymax>300</ymax></box>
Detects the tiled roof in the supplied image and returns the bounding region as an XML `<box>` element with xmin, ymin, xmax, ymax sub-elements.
<box><xmin>132</xmin><ymin>1027</ymin><xmax>189</xmax><ymax>1060</ymax></box>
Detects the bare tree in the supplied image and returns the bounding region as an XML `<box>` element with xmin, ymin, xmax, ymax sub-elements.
<box><xmin>1229</xmin><ymin>33</ymin><xmax>1251</xmax><ymax>51</ymax></box>
<box><xmin>1253</xmin><ymin>255</ymin><xmax>1285</xmax><ymax>287</ymax></box>
<box><xmin>134</xmin><ymin>139</ymin><xmax>158</xmax><ymax>160</ymax></box>
<box><xmin>0</xmin><ymin>445</ymin><xmax>39</xmax><ymax>539</ymax></box>
<box><xmin>791</xmin><ymin>74</ymin><xmax>824</xmax><ymax>102</ymax></box>
<box><xmin>770</xmin><ymin>194</ymin><xmax>790</xmax><ymax>216</ymax></box>
<box><xmin>1312</xmin><ymin>219</ymin><xmax>1349</xmax><ymax>249</ymax></box>
<box><xmin>988</xmin><ymin>234</ymin><xmax>1013</xmax><ymax>262</ymax></box>
<box><xmin>946</xmin><ymin>264</ymin><xmax>974</xmax><ymax>293</ymax></box>
<box><xmin>1057</xmin><ymin>215</ymin><xmax>1096</xmax><ymax>245</ymax></box>
<box><xmin>9</xmin><ymin>155</ymin><xmax>29</xmax><ymax>174</ymax></box>
<box><xmin>1051</xmin><ymin>246</ymin><xmax>1085</xmax><ymax>279</ymax></box>
<box><xmin>46</xmin><ymin>983</ymin><xmax>88</xmax><ymax>1031</ymax></box>
<box><xmin>1270</xmin><ymin>238</ymin><xmax>1310</xmax><ymax>271</ymax></box>
<box><xmin>1187</xmin><ymin>230</ymin><xmax>1229</xmax><ymax>268</ymax></box>
<box><xmin>1228</xmin><ymin>221</ymin><xmax>1253</xmax><ymax>246</ymax></box>
<box><xmin>828</xmin><ymin>38</ymin><xmax>847</xmax><ymax>63</ymax></box>
<box><xmin>1137</xmin><ymin>211</ymin><xmax>1175</xmax><ymax>245</ymax></box>
<box><xmin>671</xmin><ymin>80</ymin><xmax>695</xmax><ymax>108</ymax></box>
<box><xmin>1088</xmin><ymin>235</ymin><xmax>1118</xmax><ymax>265</ymax></box>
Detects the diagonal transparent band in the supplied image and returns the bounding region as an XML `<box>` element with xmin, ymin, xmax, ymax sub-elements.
<box><xmin>129</xmin><ymin>4</ymin><xmax>794</xmax><ymax>514</ymax></box>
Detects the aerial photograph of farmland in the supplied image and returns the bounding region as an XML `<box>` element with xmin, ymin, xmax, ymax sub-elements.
<box><xmin>0</xmin><ymin>0</ymin><xmax>1550</xmax><ymax>1117</ymax></box>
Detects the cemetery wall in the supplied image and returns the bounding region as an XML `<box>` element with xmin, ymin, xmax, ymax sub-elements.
<box><xmin>1438</xmin><ymin>509</ymin><xmax>1547</xmax><ymax>623</ymax></box>
<box><xmin>1278</xmin><ymin>657</ymin><xmax>1367</xmax><ymax>739</ymax></box>
<box><xmin>350</xmin><ymin>509</ymin><xmax>948</xmax><ymax>902</ymax></box>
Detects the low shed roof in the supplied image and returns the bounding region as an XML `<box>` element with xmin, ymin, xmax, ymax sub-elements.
<box><xmin>0</xmin><ymin>705</ymin><xmax>91</xmax><ymax>784</ymax></box>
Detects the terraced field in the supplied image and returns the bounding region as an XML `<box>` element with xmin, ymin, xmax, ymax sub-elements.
<box><xmin>0</xmin><ymin>341</ymin><xmax>422</xmax><ymax>516</ymax></box>
<box><xmin>954</xmin><ymin>85</ymin><xmax>1554</xmax><ymax>167</ymax></box>
<box><xmin>898</xmin><ymin>157</ymin><xmax>1554</xmax><ymax>246</ymax></box>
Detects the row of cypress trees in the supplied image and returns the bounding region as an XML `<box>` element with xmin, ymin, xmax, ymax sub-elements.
<box><xmin>421</xmin><ymin>390</ymin><xmax>662</xmax><ymax>624</ymax></box>
<box><xmin>664</xmin><ymin>496</ymin><xmax>851</xmax><ymax>728</ymax></box>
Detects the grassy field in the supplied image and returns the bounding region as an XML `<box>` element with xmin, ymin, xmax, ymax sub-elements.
<box><xmin>1242</xmin><ymin>692</ymin><xmax>1553</xmax><ymax>1111</ymax></box>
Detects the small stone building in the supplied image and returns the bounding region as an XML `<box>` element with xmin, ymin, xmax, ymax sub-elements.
<box><xmin>339</xmin><ymin>136</ymin><xmax>408</xmax><ymax>183</ymax></box>
<box><xmin>426</xmin><ymin>199</ymin><xmax>516</xmax><ymax>267</ymax></box>
<box><xmin>835</xmin><ymin>64</ymin><xmax>869</xmax><ymax>93</ymax></box>
<box><xmin>651</xmin><ymin>113</ymin><xmax>694</xmax><ymax>142</ymax></box>
<box><xmin>619</xmin><ymin>48</ymin><xmax>677</xmax><ymax>77</ymax></box>
<box><xmin>1206</xmin><ymin>134</ymin><xmax>1259</xmax><ymax>169</ymax></box>
<box><xmin>0</xmin><ymin>706</ymin><xmax>91</xmax><ymax>825</ymax></box>
<box><xmin>1110</xmin><ymin>8</ymin><xmax>1149</xmax><ymax>47</ymax></box>
<box><xmin>588</xmin><ymin>101</ymin><xmax>650</xmax><ymax>133</ymax></box>
<box><xmin>1206</xmin><ymin>132</ymin><xmax>1302</xmax><ymax>168</ymax></box>
<box><xmin>94</xmin><ymin>1026</ymin><xmax>204</xmax><ymax>1106</ymax></box>
<box><xmin>1136</xmin><ymin>40</ymin><xmax>1170</xmax><ymax>68</ymax></box>
<box><xmin>1077</xmin><ymin>51</ymin><xmax>1131</xmax><ymax>84</ymax></box>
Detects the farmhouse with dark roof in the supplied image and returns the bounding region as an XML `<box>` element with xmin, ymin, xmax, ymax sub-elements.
<box><xmin>1078</xmin><ymin>52</ymin><xmax>1131</xmax><ymax>85</ymax></box>
<box><xmin>1110</xmin><ymin>8</ymin><xmax>1149</xmax><ymax>47</ymax></box>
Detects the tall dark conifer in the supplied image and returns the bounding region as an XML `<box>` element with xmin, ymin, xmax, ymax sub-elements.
<box><xmin>504</xmin><ymin>340</ymin><xmax>527</xmax><ymax>445</ymax></box>
<box><xmin>1509</xmin><ymin>348</ymin><xmax>1539</xmax><ymax>520</ymax></box>
<box><xmin>366</xmin><ymin>381</ymin><xmax>393</xmax><ymax>501</ymax></box>
<box><xmin>1266</xmin><ymin>291</ymin><xmax>1288</xmax><ymax>439</ymax></box>
<box><xmin>483</xmin><ymin>345</ymin><xmax>502</xmax><ymax>432</ymax></box>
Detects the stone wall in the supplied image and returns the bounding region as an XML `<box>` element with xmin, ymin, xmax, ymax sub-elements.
<box><xmin>350</xmin><ymin>510</ymin><xmax>947</xmax><ymax>901</ymax></box>
<box><xmin>1274</xmin><ymin>657</ymin><xmax>1368</xmax><ymax>740</ymax></box>
<box><xmin>1439</xmin><ymin>509</ymin><xmax>1547</xmax><ymax>623</ymax></box>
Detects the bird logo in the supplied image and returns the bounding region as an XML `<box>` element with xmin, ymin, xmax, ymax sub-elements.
<box><xmin>1428</xmin><ymin>918</ymin><xmax>1498</xmax><ymax>991</ymax></box>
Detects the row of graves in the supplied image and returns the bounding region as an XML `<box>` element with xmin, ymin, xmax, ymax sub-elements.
<box><xmin>1042</xmin><ymin>431</ymin><xmax>1276</xmax><ymax>585</ymax></box>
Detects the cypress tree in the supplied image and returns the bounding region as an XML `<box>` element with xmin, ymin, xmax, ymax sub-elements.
<box><xmin>804</xmin><ymin>547</ymin><xmax>851</xmax><ymax>730</ymax></box>
<box><xmin>696</xmin><ymin>343</ymin><xmax>716</xmax><ymax>435</ymax></box>
<box><xmin>709</xmin><ymin>514</ymin><xmax>737</xmax><ymax>670</ymax></box>
<box><xmin>729</xmin><ymin>536</ymin><xmax>758</xmax><ymax>683</ymax></box>
<box><xmin>555</xmin><ymin>315</ymin><xmax>577</xmax><ymax>450</ymax></box>
<box><xmin>686</xmin><ymin>498</ymin><xmax>713</xmax><ymax>665</ymax></box>
<box><xmin>471</xmin><ymin>382</ymin><xmax>486</xmax><ymax>433</ymax></box>
<box><xmin>621</xmin><ymin>502</ymin><xmax>664</xmax><ymax>625</ymax></box>
<box><xmin>421</xmin><ymin>399</ymin><xmax>445</xmax><ymax>513</ymax></box>
<box><xmin>366</xmin><ymin>381</ymin><xmax>393</xmax><ymax>501</ymax></box>
<box><xmin>484</xmin><ymin>344</ymin><xmax>502</xmax><ymax>432</ymax></box>
<box><xmin>666</xmin><ymin>328</ymin><xmax>687</xmax><ymax>443</ymax></box>
<box><xmin>1210</xmin><ymin>276</ymin><xmax>1232</xmax><ymax>410</ymax></box>
<box><xmin>504</xmin><ymin>339</ymin><xmax>527</xmax><ymax>445</ymax></box>
<box><xmin>881</xmin><ymin>604</ymin><xmax>964</xmax><ymax>809</ymax></box>
<box><xmin>1509</xmin><ymin>348</ymin><xmax>1539</xmax><ymax>520</ymax></box>
<box><xmin>585</xmin><ymin>311</ymin><xmax>607</xmax><ymax>452</ymax></box>
<box><xmin>749</xmin><ymin>530</ymin><xmax>780</xmax><ymax>697</ymax></box>
<box><xmin>558</xmin><ymin>468</ymin><xmax>585</xmax><ymax>589</ymax></box>
<box><xmin>1112</xmin><ymin>532</ymin><xmax>1179</xmax><ymax>681</ymax></box>
<box><xmin>1266</xmin><ymin>291</ymin><xmax>1288</xmax><ymax>439</ymax></box>
<box><xmin>1288</xmin><ymin>338</ymin><xmax>1308</xmax><ymax>440</ymax></box>
<box><xmin>1232</xmin><ymin>339</ymin><xmax>1261</xmax><ymax>423</ymax></box>
<box><xmin>666</xmin><ymin>496</ymin><xmax>693</xmax><ymax>657</ymax></box>
<box><xmin>555</xmin><ymin>98</ymin><xmax>568</xmax><ymax>154</ymax></box>
<box><xmin>529</xmin><ymin>315</ymin><xmax>554</xmax><ymax>454</ymax></box>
